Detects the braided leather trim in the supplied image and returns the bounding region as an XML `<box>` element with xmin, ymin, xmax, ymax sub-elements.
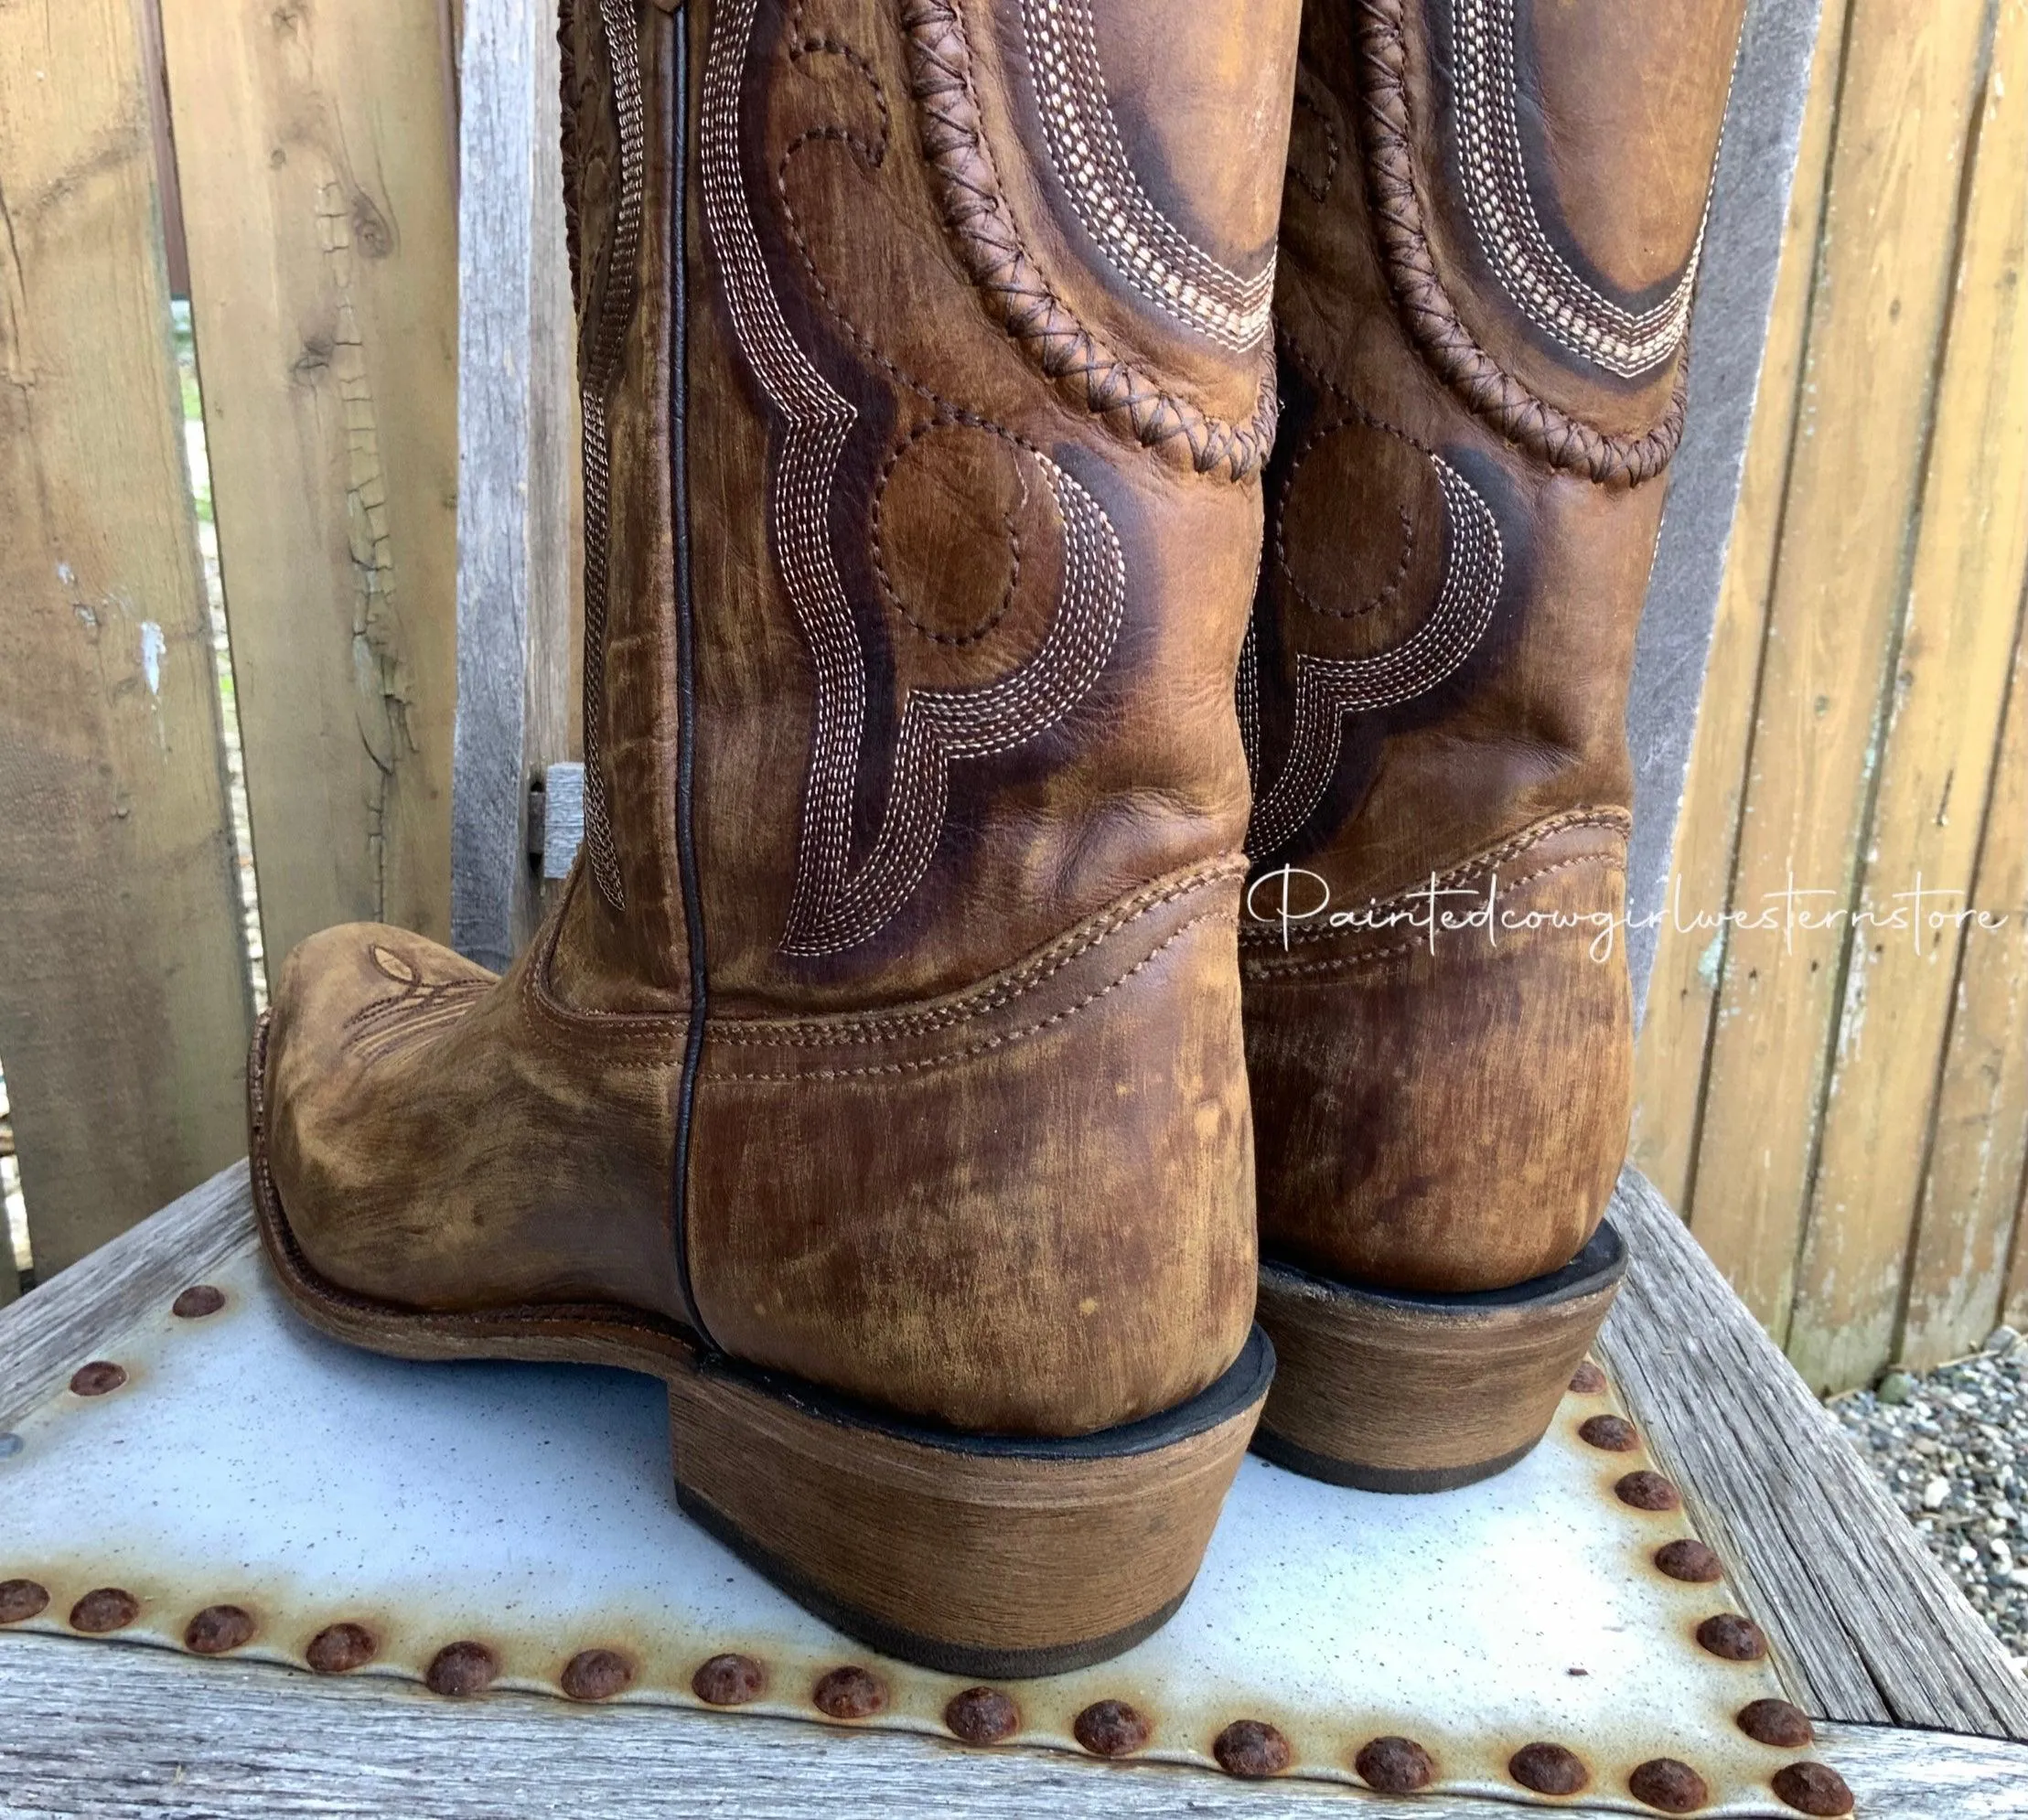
<box><xmin>900</xmin><ymin>0</ymin><xmax>1276</xmax><ymax>482</ymax></box>
<box><xmin>1355</xmin><ymin>0</ymin><xmax>1684</xmax><ymax>487</ymax></box>
<box><xmin>563</xmin><ymin>0</ymin><xmax>647</xmax><ymax>908</ymax></box>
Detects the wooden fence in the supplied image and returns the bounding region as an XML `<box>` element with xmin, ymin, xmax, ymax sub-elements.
<box><xmin>1634</xmin><ymin>0</ymin><xmax>2028</xmax><ymax>1391</ymax></box>
<box><xmin>1</xmin><ymin>0</ymin><xmax>2023</xmax><ymax>1397</ymax></box>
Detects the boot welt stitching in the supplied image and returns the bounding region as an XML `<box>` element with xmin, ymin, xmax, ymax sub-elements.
<box><xmin>1239</xmin><ymin>804</ymin><xmax>1629</xmax><ymax>947</ymax></box>
<box><xmin>712</xmin><ymin>907</ymin><xmax>1236</xmax><ymax>1081</ymax></box>
<box><xmin>1240</xmin><ymin>849</ymin><xmax>1626</xmax><ymax>980</ymax></box>
<box><xmin>519</xmin><ymin>857</ymin><xmax>1245</xmax><ymax>1052</ymax></box>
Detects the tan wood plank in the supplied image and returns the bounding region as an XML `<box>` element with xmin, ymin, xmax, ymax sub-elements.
<box><xmin>0</xmin><ymin>0</ymin><xmax>253</xmax><ymax>1279</ymax></box>
<box><xmin>1684</xmin><ymin>0</ymin><xmax>1991</xmax><ymax>1364</ymax></box>
<box><xmin>1630</xmin><ymin>0</ymin><xmax>1850</xmax><ymax>1209</ymax></box>
<box><xmin>158</xmin><ymin>0</ymin><xmax>463</xmax><ymax>963</ymax></box>
<box><xmin>1930</xmin><ymin>581</ymin><xmax>2028</xmax><ymax>1341</ymax></box>
<box><xmin>1839</xmin><ymin>0</ymin><xmax>2028</xmax><ymax>1374</ymax></box>
<box><xmin>1957</xmin><ymin>608</ymin><xmax>2028</xmax><ymax>1342</ymax></box>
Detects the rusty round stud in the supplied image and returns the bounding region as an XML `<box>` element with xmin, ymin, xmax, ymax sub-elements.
<box><xmin>306</xmin><ymin>1622</ymin><xmax>377</xmax><ymax>1675</ymax></box>
<box><xmin>943</xmin><ymin>1686</ymin><xmax>1020</xmax><ymax>1746</ymax></box>
<box><xmin>1654</xmin><ymin>1538</ymin><xmax>1725</xmax><ymax>1583</ymax></box>
<box><xmin>561</xmin><ymin>1647</ymin><xmax>634</xmax><ymax>1702</ymax></box>
<box><xmin>1509</xmin><ymin>1741</ymin><xmax>1590</xmax><ymax>1796</ymax></box>
<box><xmin>1568</xmin><ymin>1360</ymin><xmax>1608</xmax><ymax>1394</ymax></box>
<box><xmin>172</xmin><ymin>1285</ymin><xmax>226</xmax><ymax>1319</ymax></box>
<box><xmin>1213</xmin><ymin>1718</ymin><xmax>1291</xmax><ymax>1779</ymax></box>
<box><xmin>1073</xmin><ymin>1698</ymin><xmax>1151</xmax><ymax>1758</ymax></box>
<box><xmin>0</xmin><ymin>1579</ymin><xmax>50</xmax><ymax>1625</ymax></box>
<box><xmin>811</xmin><ymin>1665</ymin><xmax>887</xmax><ymax>1721</ymax></box>
<box><xmin>1355</xmin><ymin>1735</ymin><xmax>1435</xmax><ymax>1794</ymax></box>
<box><xmin>69</xmin><ymin>1361</ymin><xmax>126</xmax><ymax>1397</ymax></box>
<box><xmin>692</xmin><ymin>1652</ymin><xmax>767</xmax><ymax>1707</ymax></box>
<box><xmin>69</xmin><ymin>1587</ymin><xmax>139</xmax><ymax>1633</ymax></box>
<box><xmin>1629</xmin><ymin>1758</ymin><xmax>1710</xmax><ymax>1813</ymax></box>
<box><xmin>184</xmin><ymin>1604</ymin><xmax>256</xmax><ymax>1655</ymax></box>
<box><xmin>1771</xmin><ymin>1761</ymin><xmax>1855</xmax><ymax>1816</ymax></box>
<box><xmin>1578</xmin><ymin>1414</ymin><xmax>1639</xmax><ymax>1452</ymax></box>
<box><xmin>425</xmin><ymin>1640</ymin><xmax>499</xmax><ymax>1697</ymax></box>
<box><xmin>1696</xmin><ymin>1613</ymin><xmax>1768</xmax><ymax>1662</ymax></box>
<box><xmin>1737</xmin><ymin>1698</ymin><xmax>1814</xmax><ymax>1749</ymax></box>
<box><xmin>1615</xmin><ymin>1470</ymin><xmax>1682</xmax><ymax>1512</ymax></box>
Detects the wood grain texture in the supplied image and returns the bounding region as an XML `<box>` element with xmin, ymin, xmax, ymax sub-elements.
<box><xmin>0</xmin><ymin>1629</ymin><xmax>2019</xmax><ymax>1816</ymax></box>
<box><xmin>1629</xmin><ymin>0</ymin><xmax>1849</xmax><ymax>1210</ymax></box>
<box><xmin>1980</xmin><ymin>604</ymin><xmax>2028</xmax><ymax>1335</ymax></box>
<box><xmin>1888</xmin><ymin>1</ymin><xmax>2028</xmax><ymax>1370</ymax></box>
<box><xmin>1794</xmin><ymin>0</ymin><xmax>2028</xmax><ymax>1386</ymax></box>
<box><xmin>0</xmin><ymin>1161</ymin><xmax>252</xmax><ymax>1431</ymax></box>
<box><xmin>1686</xmin><ymin>0</ymin><xmax>1993</xmax><ymax>1356</ymax></box>
<box><xmin>449</xmin><ymin>0</ymin><xmax>574</xmax><ymax>970</ymax></box>
<box><xmin>1623</xmin><ymin>0</ymin><xmax>1829</xmax><ymax>1012</ymax></box>
<box><xmin>0</xmin><ymin>0</ymin><xmax>253</xmax><ymax>1279</ymax></box>
<box><xmin>157</xmin><ymin>0</ymin><xmax>463</xmax><ymax>966</ymax></box>
<box><xmin>1599</xmin><ymin>1169</ymin><xmax>2028</xmax><ymax>1740</ymax></box>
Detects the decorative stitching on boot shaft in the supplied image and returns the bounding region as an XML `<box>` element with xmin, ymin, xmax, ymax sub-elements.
<box><xmin>713</xmin><ymin>906</ymin><xmax>1236</xmax><ymax>1080</ymax></box>
<box><xmin>712</xmin><ymin>852</ymin><xmax>1247</xmax><ymax>1044</ymax></box>
<box><xmin>900</xmin><ymin>0</ymin><xmax>1277</xmax><ymax>480</ymax></box>
<box><xmin>1018</xmin><ymin>0</ymin><xmax>1275</xmax><ymax>351</ymax></box>
<box><xmin>1451</xmin><ymin>0</ymin><xmax>1703</xmax><ymax>377</ymax></box>
<box><xmin>1245</xmin><ymin>425</ymin><xmax>1505</xmax><ymax>859</ymax></box>
<box><xmin>522</xmin><ymin>855</ymin><xmax>1244</xmax><ymax>1053</ymax></box>
<box><xmin>564</xmin><ymin>0</ymin><xmax>647</xmax><ymax>909</ymax></box>
<box><xmin>702</xmin><ymin>0</ymin><xmax>1126</xmax><ymax>957</ymax></box>
<box><xmin>1354</xmin><ymin>0</ymin><xmax>1685</xmax><ymax>486</ymax></box>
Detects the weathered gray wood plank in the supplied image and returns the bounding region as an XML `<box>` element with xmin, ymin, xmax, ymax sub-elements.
<box><xmin>1601</xmin><ymin>1166</ymin><xmax>2028</xmax><ymax>1740</ymax></box>
<box><xmin>449</xmin><ymin>0</ymin><xmax>574</xmax><ymax>971</ymax></box>
<box><xmin>0</xmin><ymin>1629</ymin><xmax>2017</xmax><ymax>1817</ymax></box>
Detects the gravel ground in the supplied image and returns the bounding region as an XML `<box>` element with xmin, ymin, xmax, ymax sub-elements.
<box><xmin>1832</xmin><ymin>1327</ymin><xmax>2028</xmax><ymax>1675</ymax></box>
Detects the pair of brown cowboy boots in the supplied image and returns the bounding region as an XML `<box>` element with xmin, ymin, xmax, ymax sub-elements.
<box><xmin>250</xmin><ymin>0</ymin><xmax>1745</xmax><ymax>1674</ymax></box>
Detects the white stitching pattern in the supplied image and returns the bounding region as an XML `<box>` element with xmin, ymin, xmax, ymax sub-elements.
<box><xmin>1247</xmin><ymin>454</ymin><xmax>1503</xmax><ymax>857</ymax></box>
<box><xmin>703</xmin><ymin>0</ymin><xmax>1126</xmax><ymax>957</ymax></box>
<box><xmin>1019</xmin><ymin>0</ymin><xmax>1274</xmax><ymax>351</ymax></box>
<box><xmin>1453</xmin><ymin>0</ymin><xmax>1707</xmax><ymax>378</ymax></box>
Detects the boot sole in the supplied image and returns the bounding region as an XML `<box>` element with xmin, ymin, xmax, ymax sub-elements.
<box><xmin>247</xmin><ymin>1012</ymin><xmax>1272</xmax><ymax>1675</ymax></box>
<box><xmin>1250</xmin><ymin>1222</ymin><xmax>1626</xmax><ymax>1493</ymax></box>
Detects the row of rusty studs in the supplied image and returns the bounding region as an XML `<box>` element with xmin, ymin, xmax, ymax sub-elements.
<box><xmin>0</xmin><ymin>1574</ymin><xmax>1855</xmax><ymax>1818</ymax></box>
<box><xmin>1567</xmin><ymin>1361</ymin><xmax>1855</xmax><ymax>1817</ymax></box>
<box><xmin>26</xmin><ymin>1312</ymin><xmax>1856</xmax><ymax>1816</ymax></box>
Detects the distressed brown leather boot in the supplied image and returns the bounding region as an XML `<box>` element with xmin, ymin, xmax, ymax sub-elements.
<box><xmin>1239</xmin><ymin>0</ymin><xmax>1745</xmax><ymax>1490</ymax></box>
<box><xmin>247</xmin><ymin>0</ymin><xmax>1300</xmax><ymax>1672</ymax></box>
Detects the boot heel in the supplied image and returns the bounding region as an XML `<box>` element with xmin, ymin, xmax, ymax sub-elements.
<box><xmin>1251</xmin><ymin>1223</ymin><xmax>1626</xmax><ymax>1493</ymax></box>
<box><xmin>666</xmin><ymin>1327</ymin><xmax>1274</xmax><ymax>1677</ymax></box>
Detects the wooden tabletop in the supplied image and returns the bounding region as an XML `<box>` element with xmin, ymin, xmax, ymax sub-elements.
<box><xmin>2</xmin><ymin>1162</ymin><xmax>2024</xmax><ymax>1816</ymax></box>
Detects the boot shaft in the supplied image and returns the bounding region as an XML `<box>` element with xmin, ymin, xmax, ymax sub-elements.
<box><xmin>558</xmin><ymin>0</ymin><xmax>1302</xmax><ymax>1012</ymax></box>
<box><xmin>1250</xmin><ymin>0</ymin><xmax>1746</xmax><ymax>899</ymax></box>
<box><xmin>1241</xmin><ymin>0</ymin><xmax>1748</xmax><ymax>1298</ymax></box>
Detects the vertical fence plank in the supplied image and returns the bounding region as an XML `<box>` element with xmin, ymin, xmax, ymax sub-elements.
<box><xmin>1630</xmin><ymin>0</ymin><xmax>1848</xmax><ymax>1209</ymax></box>
<box><xmin>450</xmin><ymin>0</ymin><xmax>574</xmax><ymax>971</ymax></box>
<box><xmin>0</xmin><ymin>0</ymin><xmax>252</xmax><ymax>1276</ymax></box>
<box><xmin>1924</xmin><ymin>595</ymin><xmax>2028</xmax><ymax>1354</ymax></box>
<box><xmin>1797</xmin><ymin>0</ymin><xmax>2028</xmax><ymax>1382</ymax></box>
<box><xmin>1683</xmin><ymin>0</ymin><xmax>1991</xmax><ymax>1364</ymax></box>
<box><xmin>1624</xmin><ymin>0</ymin><xmax>1829</xmax><ymax>1015</ymax></box>
<box><xmin>157</xmin><ymin>0</ymin><xmax>463</xmax><ymax>967</ymax></box>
